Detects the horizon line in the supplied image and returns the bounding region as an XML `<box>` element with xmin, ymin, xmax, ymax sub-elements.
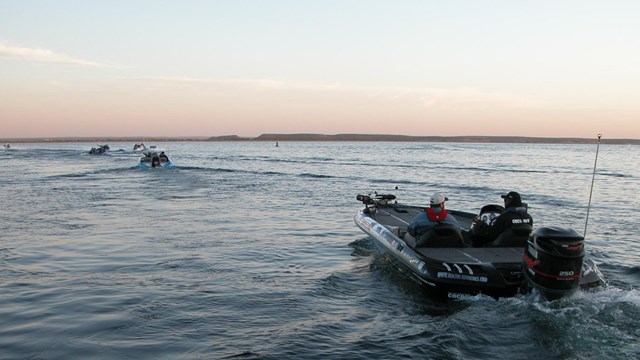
<box><xmin>1</xmin><ymin>133</ymin><xmax>636</xmax><ymax>145</ymax></box>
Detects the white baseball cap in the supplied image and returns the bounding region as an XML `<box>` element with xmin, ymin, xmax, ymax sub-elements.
<box><xmin>430</xmin><ymin>192</ymin><xmax>448</xmax><ymax>205</ymax></box>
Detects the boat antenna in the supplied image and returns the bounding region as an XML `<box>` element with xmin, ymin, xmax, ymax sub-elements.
<box><xmin>584</xmin><ymin>134</ymin><xmax>602</xmax><ymax>237</ymax></box>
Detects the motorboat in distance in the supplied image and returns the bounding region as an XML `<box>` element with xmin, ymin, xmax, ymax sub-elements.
<box><xmin>354</xmin><ymin>192</ymin><xmax>603</xmax><ymax>300</ymax></box>
<box><xmin>89</xmin><ymin>144</ymin><xmax>110</xmax><ymax>155</ymax></box>
<box><xmin>133</xmin><ymin>143</ymin><xmax>147</xmax><ymax>151</ymax></box>
<box><xmin>138</xmin><ymin>149</ymin><xmax>173</xmax><ymax>168</ymax></box>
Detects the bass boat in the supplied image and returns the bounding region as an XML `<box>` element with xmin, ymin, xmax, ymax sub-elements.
<box><xmin>89</xmin><ymin>144</ymin><xmax>110</xmax><ymax>155</ymax></box>
<box><xmin>138</xmin><ymin>149</ymin><xmax>174</xmax><ymax>168</ymax></box>
<box><xmin>354</xmin><ymin>193</ymin><xmax>602</xmax><ymax>300</ymax></box>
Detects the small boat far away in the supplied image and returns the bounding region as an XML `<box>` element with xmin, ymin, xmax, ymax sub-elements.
<box><xmin>138</xmin><ymin>148</ymin><xmax>174</xmax><ymax>168</ymax></box>
<box><xmin>354</xmin><ymin>192</ymin><xmax>603</xmax><ymax>300</ymax></box>
<box><xmin>89</xmin><ymin>144</ymin><xmax>110</xmax><ymax>155</ymax></box>
<box><xmin>133</xmin><ymin>142</ymin><xmax>147</xmax><ymax>151</ymax></box>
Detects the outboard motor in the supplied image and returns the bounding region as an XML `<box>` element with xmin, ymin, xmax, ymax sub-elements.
<box><xmin>522</xmin><ymin>226</ymin><xmax>585</xmax><ymax>300</ymax></box>
<box><xmin>152</xmin><ymin>155</ymin><xmax>161</xmax><ymax>168</ymax></box>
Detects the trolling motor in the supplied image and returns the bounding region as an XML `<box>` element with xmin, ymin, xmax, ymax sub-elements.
<box><xmin>356</xmin><ymin>194</ymin><xmax>374</xmax><ymax>205</ymax></box>
<box><xmin>356</xmin><ymin>193</ymin><xmax>397</xmax><ymax>215</ymax></box>
<box><xmin>356</xmin><ymin>193</ymin><xmax>396</xmax><ymax>205</ymax></box>
<box><xmin>357</xmin><ymin>187</ymin><xmax>399</xmax><ymax>205</ymax></box>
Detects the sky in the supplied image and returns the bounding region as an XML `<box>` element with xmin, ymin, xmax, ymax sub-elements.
<box><xmin>1</xmin><ymin>1</ymin><xmax>639</xmax><ymax>139</ymax></box>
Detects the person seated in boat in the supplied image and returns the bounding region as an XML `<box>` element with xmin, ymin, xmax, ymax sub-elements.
<box><xmin>406</xmin><ymin>193</ymin><xmax>461</xmax><ymax>244</ymax></box>
<box><xmin>472</xmin><ymin>191</ymin><xmax>533</xmax><ymax>247</ymax></box>
<box><xmin>159</xmin><ymin>151</ymin><xmax>168</xmax><ymax>162</ymax></box>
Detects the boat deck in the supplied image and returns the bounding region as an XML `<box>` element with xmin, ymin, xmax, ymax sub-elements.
<box><xmin>371</xmin><ymin>204</ymin><xmax>524</xmax><ymax>265</ymax></box>
<box><xmin>373</xmin><ymin>204</ymin><xmax>475</xmax><ymax>234</ymax></box>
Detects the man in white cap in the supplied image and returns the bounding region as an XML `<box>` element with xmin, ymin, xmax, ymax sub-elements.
<box><xmin>407</xmin><ymin>192</ymin><xmax>460</xmax><ymax>238</ymax></box>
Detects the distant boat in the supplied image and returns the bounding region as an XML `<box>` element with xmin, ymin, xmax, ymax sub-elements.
<box><xmin>133</xmin><ymin>143</ymin><xmax>147</xmax><ymax>151</ymax></box>
<box><xmin>138</xmin><ymin>149</ymin><xmax>174</xmax><ymax>168</ymax></box>
<box><xmin>89</xmin><ymin>144</ymin><xmax>110</xmax><ymax>155</ymax></box>
<box><xmin>275</xmin><ymin>142</ymin><xmax>279</xmax><ymax>147</ymax></box>
<box><xmin>3</xmin><ymin>143</ymin><xmax>10</xmax><ymax>149</ymax></box>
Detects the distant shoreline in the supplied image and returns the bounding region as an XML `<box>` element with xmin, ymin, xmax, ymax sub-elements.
<box><xmin>1</xmin><ymin>133</ymin><xmax>638</xmax><ymax>145</ymax></box>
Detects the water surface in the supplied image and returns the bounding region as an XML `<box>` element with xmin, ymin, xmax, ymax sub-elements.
<box><xmin>1</xmin><ymin>142</ymin><xmax>639</xmax><ymax>359</ymax></box>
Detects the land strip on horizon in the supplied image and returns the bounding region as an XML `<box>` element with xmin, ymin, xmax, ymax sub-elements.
<box><xmin>1</xmin><ymin>134</ymin><xmax>637</xmax><ymax>145</ymax></box>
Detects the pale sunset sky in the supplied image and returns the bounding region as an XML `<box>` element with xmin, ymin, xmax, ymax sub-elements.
<box><xmin>1</xmin><ymin>1</ymin><xmax>639</xmax><ymax>139</ymax></box>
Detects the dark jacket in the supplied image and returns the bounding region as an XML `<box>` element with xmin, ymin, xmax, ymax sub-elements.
<box><xmin>486</xmin><ymin>205</ymin><xmax>533</xmax><ymax>242</ymax></box>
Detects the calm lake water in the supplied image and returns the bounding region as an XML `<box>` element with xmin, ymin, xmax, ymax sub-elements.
<box><xmin>1</xmin><ymin>141</ymin><xmax>639</xmax><ymax>359</ymax></box>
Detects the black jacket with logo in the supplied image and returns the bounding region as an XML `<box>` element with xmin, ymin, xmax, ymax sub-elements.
<box><xmin>486</xmin><ymin>205</ymin><xmax>533</xmax><ymax>241</ymax></box>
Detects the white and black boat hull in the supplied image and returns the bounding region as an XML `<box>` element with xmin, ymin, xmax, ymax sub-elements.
<box><xmin>355</xmin><ymin>199</ymin><xmax>602</xmax><ymax>300</ymax></box>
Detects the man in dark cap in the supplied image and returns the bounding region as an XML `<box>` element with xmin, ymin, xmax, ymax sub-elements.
<box><xmin>472</xmin><ymin>191</ymin><xmax>533</xmax><ymax>247</ymax></box>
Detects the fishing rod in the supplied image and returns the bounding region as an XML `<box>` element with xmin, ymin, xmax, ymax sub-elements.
<box><xmin>584</xmin><ymin>134</ymin><xmax>602</xmax><ymax>237</ymax></box>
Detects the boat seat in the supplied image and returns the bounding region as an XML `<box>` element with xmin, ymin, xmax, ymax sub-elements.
<box><xmin>403</xmin><ymin>233</ymin><xmax>417</xmax><ymax>248</ymax></box>
<box><xmin>486</xmin><ymin>223</ymin><xmax>533</xmax><ymax>247</ymax></box>
<box><xmin>415</xmin><ymin>223</ymin><xmax>465</xmax><ymax>248</ymax></box>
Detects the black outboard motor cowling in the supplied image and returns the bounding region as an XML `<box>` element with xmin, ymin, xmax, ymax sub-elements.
<box><xmin>152</xmin><ymin>155</ymin><xmax>161</xmax><ymax>168</ymax></box>
<box><xmin>522</xmin><ymin>226</ymin><xmax>585</xmax><ymax>300</ymax></box>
